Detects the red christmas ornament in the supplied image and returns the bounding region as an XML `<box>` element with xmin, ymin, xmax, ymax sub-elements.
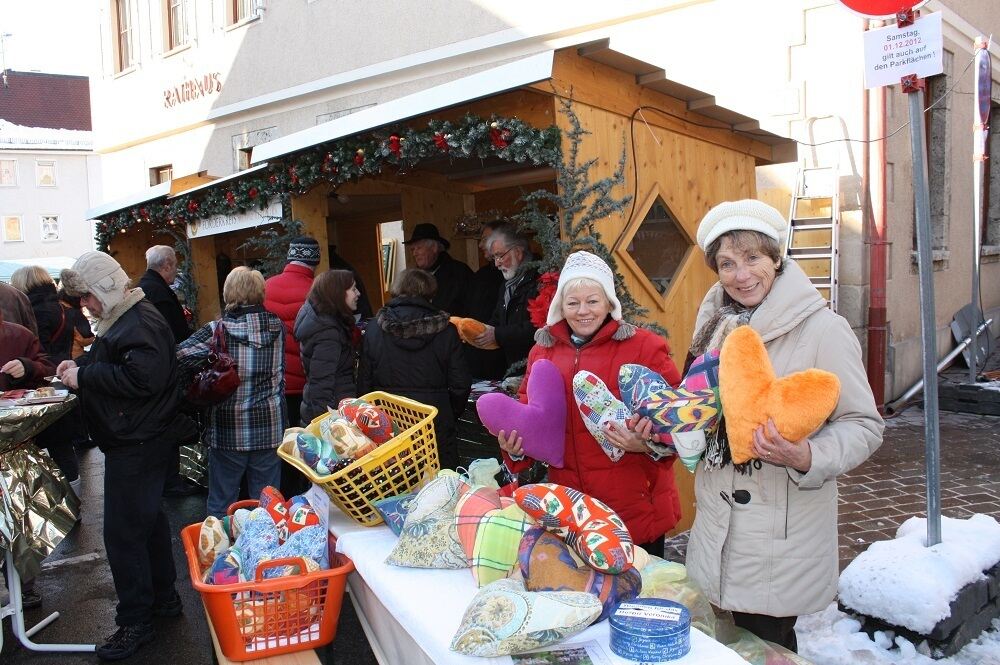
<box><xmin>433</xmin><ymin>133</ymin><xmax>450</xmax><ymax>152</ymax></box>
<box><xmin>138</xmin><ymin>207</ymin><xmax>149</xmax><ymax>220</ymax></box>
<box><xmin>388</xmin><ymin>134</ymin><xmax>402</xmax><ymax>157</ymax></box>
<box><xmin>269</xmin><ymin>174</ymin><xmax>278</xmax><ymax>185</ymax></box>
<box><xmin>288</xmin><ymin>166</ymin><xmax>298</xmax><ymax>185</ymax></box>
<box><xmin>225</xmin><ymin>191</ymin><xmax>236</xmax><ymax>206</ymax></box>
<box><xmin>322</xmin><ymin>152</ymin><xmax>334</xmax><ymax>173</ymax></box>
<box><xmin>490</xmin><ymin>122</ymin><xmax>510</xmax><ymax>150</ymax></box>
<box><xmin>187</xmin><ymin>200</ymin><xmax>199</xmax><ymax>213</ymax></box>
<box><xmin>248</xmin><ymin>187</ymin><xmax>259</xmax><ymax>200</ymax></box>
<box><xmin>354</xmin><ymin>148</ymin><xmax>365</xmax><ymax>166</ymax></box>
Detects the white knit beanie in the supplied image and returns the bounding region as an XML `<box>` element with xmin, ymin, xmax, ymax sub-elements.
<box><xmin>546</xmin><ymin>251</ymin><xmax>622</xmax><ymax>326</ymax></box>
<box><xmin>696</xmin><ymin>199</ymin><xmax>787</xmax><ymax>251</ymax></box>
<box><xmin>60</xmin><ymin>251</ymin><xmax>130</xmax><ymax>314</ymax></box>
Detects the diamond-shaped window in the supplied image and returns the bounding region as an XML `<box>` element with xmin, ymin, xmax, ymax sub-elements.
<box><xmin>625</xmin><ymin>198</ymin><xmax>691</xmax><ymax>296</ymax></box>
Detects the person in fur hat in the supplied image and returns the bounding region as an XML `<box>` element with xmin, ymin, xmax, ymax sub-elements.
<box><xmin>56</xmin><ymin>250</ymin><xmax>183</xmax><ymax>661</ymax></box>
<box><xmin>497</xmin><ymin>250</ymin><xmax>683</xmax><ymax>556</ymax></box>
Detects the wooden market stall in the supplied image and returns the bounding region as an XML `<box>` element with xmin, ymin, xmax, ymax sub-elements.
<box><xmin>90</xmin><ymin>43</ymin><xmax>793</xmax><ymax>532</ymax></box>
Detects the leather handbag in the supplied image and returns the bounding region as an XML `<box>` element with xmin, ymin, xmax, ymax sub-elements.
<box><xmin>185</xmin><ymin>321</ymin><xmax>240</xmax><ymax>407</ymax></box>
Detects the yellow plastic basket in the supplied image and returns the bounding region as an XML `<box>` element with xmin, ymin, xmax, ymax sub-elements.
<box><xmin>278</xmin><ymin>391</ymin><xmax>439</xmax><ymax>526</ymax></box>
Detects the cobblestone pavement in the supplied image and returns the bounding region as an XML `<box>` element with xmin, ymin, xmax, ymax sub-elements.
<box><xmin>666</xmin><ymin>407</ymin><xmax>1000</xmax><ymax>570</ymax></box>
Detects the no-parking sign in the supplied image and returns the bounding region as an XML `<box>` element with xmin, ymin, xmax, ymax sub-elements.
<box><xmin>838</xmin><ymin>0</ymin><xmax>929</xmax><ymax>19</ymax></box>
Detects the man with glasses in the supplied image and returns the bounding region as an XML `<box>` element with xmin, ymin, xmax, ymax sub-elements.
<box><xmin>472</xmin><ymin>224</ymin><xmax>540</xmax><ymax>372</ymax></box>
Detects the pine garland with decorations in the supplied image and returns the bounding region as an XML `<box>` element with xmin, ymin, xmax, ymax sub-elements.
<box><xmin>516</xmin><ymin>97</ymin><xmax>663</xmax><ymax>337</ymax></box>
<box><xmin>93</xmin><ymin>113</ymin><xmax>561</xmax><ymax>252</ymax></box>
<box><xmin>236</xmin><ymin>216</ymin><xmax>305</xmax><ymax>278</ymax></box>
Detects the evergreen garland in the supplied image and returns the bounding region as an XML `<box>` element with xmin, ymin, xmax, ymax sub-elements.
<box><xmin>236</xmin><ymin>216</ymin><xmax>305</xmax><ymax>278</ymax></box>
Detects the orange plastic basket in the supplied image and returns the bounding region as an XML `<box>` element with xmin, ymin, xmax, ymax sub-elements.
<box><xmin>278</xmin><ymin>391</ymin><xmax>439</xmax><ymax>526</ymax></box>
<box><xmin>181</xmin><ymin>503</ymin><xmax>355</xmax><ymax>662</ymax></box>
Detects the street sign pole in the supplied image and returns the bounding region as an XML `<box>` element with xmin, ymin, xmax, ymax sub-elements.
<box><xmin>904</xmin><ymin>70</ymin><xmax>942</xmax><ymax>546</ymax></box>
<box><xmin>970</xmin><ymin>36</ymin><xmax>991</xmax><ymax>383</ymax></box>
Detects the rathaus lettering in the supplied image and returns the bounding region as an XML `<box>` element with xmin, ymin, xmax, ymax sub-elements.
<box><xmin>163</xmin><ymin>72</ymin><xmax>223</xmax><ymax>108</ymax></box>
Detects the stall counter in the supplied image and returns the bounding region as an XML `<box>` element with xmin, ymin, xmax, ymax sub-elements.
<box><xmin>325</xmin><ymin>505</ymin><xmax>750</xmax><ymax>665</ymax></box>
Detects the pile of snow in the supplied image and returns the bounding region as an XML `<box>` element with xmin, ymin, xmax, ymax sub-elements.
<box><xmin>798</xmin><ymin>603</ymin><xmax>1000</xmax><ymax>665</ymax></box>
<box><xmin>0</xmin><ymin>119</ymin><xmax>92</xmax><ymax>150</ymax></box>
<box><xmin>839</xmin><ymin>514</ymin><xmax>1000</xmax><ymax>633</ymax></box>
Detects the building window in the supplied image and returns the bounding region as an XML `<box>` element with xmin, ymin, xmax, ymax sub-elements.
<box><xmin>2</xmin><ymin>216</ymin><xmax>23</xmax><ymax>243</ymax></box>
<box><xmin>35</xmin><ymin>160</ymin><xmax>57</xmax><ymax>187</ymax></box>
<box><xmin>114</xmin><ymin>0</ymin><xmax>136</xmax><ymax>72</ymax></box>
<box><xmin>166</xmin><ymin>0</ymin><xmax>190</xmax><ymax>50</ymax></box>
<box><xmin>230</xmin><ymin>0</ymin><xmax>255</xmax><ymax>24</ymax></box>
<box><xmin>986</xmin><ymin>104</ymin><xmax>1000</xmax><ymax>247</ymax></box>
<box><xmin>0</xmin><ymin>159</ymin><xmax>16</xmax><ymax>186</ymax></box>
<box><xmin>150</xmin><ymin>164</ymin><xmax>173</xmax><ymax>186</ymax></box>
<box><xmin>41</xmin><ymin>216</ymin><xmax>60</xmax><ymax>242</ymax></box>
<box><xmin>237</xmin><ymin>148</ymin><xmax>252</xmax><ymax>170</ymax></box>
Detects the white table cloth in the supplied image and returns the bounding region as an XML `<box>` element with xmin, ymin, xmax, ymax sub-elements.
<box><xmin>326</xmin><ymin>506</ymin><xmax>750</xmax><ymax>665</ymax></box>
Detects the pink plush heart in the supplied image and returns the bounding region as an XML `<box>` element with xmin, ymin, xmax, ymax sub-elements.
<box><xmin>476</xmin><ymin>359</ymin><xmax>566</xmax><ymax>468</ymax></box>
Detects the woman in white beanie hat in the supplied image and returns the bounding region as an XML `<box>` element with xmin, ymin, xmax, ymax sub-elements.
<box><xmin>497</xmin><ymin>251</ymin><xmax>684</xmax><ymax>554</ymax></box>
<box><xmin>684</xmin><ymin>199</ymin><xmax>884</xmax><ymax>651</ymax></box>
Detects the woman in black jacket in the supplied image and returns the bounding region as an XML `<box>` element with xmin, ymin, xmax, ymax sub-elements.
<box><xmin>358</xmin><ymin>269</ymin><xmax>471</xmax><ymax>470</ymax></box>
<box><xmin>11</xmin><ymin>266</ymin><xmax>80</xmax><ymax>489</ymax></box>
<box><xmin>293</xmin><ymin>269</ymin><xmax>359</xmax><ymax>424</ymax></box>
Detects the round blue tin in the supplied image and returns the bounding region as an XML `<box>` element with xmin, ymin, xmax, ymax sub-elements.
<box><xmin>608</xmin><ymin>598</ymin><xmax>691</xmax><ymax>662</ymax></box>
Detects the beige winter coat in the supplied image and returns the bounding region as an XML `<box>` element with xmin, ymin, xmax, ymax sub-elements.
<box><xmin>685</xmin><ymin>260</ymin><xmax>884</xmax><ymax>617</ymax></box>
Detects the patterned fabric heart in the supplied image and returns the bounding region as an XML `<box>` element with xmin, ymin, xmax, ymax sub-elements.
<box><xmin>720</xmin><ymin>326</ymin><xmax>841</xmax><ymax>464</ymax></box>
<box><xmin>514</xmin><ymin>483</ymin><xmax>634</xmax><ymax>574</ymax></box>
<box><xmin>518</xmin><ymin>526</ymin><xmax>642</xmax><ymax>621</ymax></box>
<box><xmin>338</xmin><ymin>397</ymin><xmax>395</xmax><ymax>444</ymax></box>
<box><xmin>385</xmin><ymin>474</ymin><xmax>468</xmax><ymax>569</ymax></box>
<box><xmin>456</xmin><ymin>487</ymin><xmax>533</xmax><ymax>586</ymax></box>
<box><xmin>477</xmin><ymin>359</ymin><xmax>567</xmax><ymax>468</ymax></box>
<box><xmin>572</xmin><ymin>371</ymin><xmax>629</xmax><ymax>462</ymax></box>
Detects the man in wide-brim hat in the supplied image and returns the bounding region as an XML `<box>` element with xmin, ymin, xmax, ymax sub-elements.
<box><xmin>402</xmin><ymin>222</ymin><xmax>473</xmax><ymax>316</ymax></box>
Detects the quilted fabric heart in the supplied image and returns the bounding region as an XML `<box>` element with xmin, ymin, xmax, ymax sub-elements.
<box><xmin>260</xmin><ymin>525</ymin><xmax>329</xmax><ymax>578</ymax></box>
<box><xmin>672</xmin><ymin>430</ymin><xmax>708</xmax><ymax>472</ymax></box>
<box><xmin>385</xmin><ymin>474</ymin><xmax>469</xmax><ymax>569</ymax></box>
<box><xmin>720</xmin><ymin>325</ymin><xmax>841</xmax><ymax>464</ymax></box>
<box><xmin>258</xmin><ymin>486</ymin><xmax>290</xmax><ymax>539</ymax></box>
<box><xmin>620</xmin><ymin>351</ymin><xmax>721</xmax><ymax>440</ymax></box>
<box><xmin>514</xmin><ymin>483</ymin><xmax>634</xmax><ymax>574</ymax></box>
<box><xmin>476</xmin><ymin>359</ymin><xmax>566</xmax><ymax>468</ymax></box>
<box><xmin>450</xmin><ymin>578</ymin><xmax>601</xmax><ymax>656</ymax></box>
<box><xmin>286</xmin><ymin>495</ymin><xmax>321</xmax><ymax>536</ymax></box>
<box><xmin>449</xmin><ymin>316</ymin><xmax>499</xmax><ymax>349</ymax></box>
<box><xmin>456</xmin><ymin>488</ymin><xmax>533</xmax><ymax>586</ymax></box>
<box><xmin>206</xmin><ymin>545</ymin><xmax>246</xmax><ymax>585</ymax></box>
<box><xmin>338</xmin><ymin>397</ymin><xmax>395</xmax><ymax>444</ymax></box>
<box><xmin>197</xmin><ymin>516</ymin><xmax>230</xmax><ymax>571</ymax></box>
<box><xmin>235</xmin><ymin>508</ymin><xmax>282</xmax><ymax>577</ymax></box>
<box><xmin>572</xmin><ymin>371</ymin><xmax>628</xmax><ymax>462</ymax></box>
<box><xmin>518</xmin><ymin>526</ymin><xmax>641</xmax><ymax>622</ymax></box>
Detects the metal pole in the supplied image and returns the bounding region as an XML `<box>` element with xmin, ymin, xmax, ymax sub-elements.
<box><xmin>908</xmin><ymin>87</ymin><xmax>941</xmax><ymax>546</ymax></box>
<box><xmin>971</xmin><ymin>37</ymin><xmax>991</xmax><ymax>383</ymax></box>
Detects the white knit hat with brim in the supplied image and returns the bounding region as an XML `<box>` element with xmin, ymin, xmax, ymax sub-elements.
<box><xmin>696</xmin><ymin>199</ymin><xmax>787</xmax><ymax>251</ymax></box>
<box><xmin>546</xmin><ymin>251</ymin><xmax>622</xmax><ymax>326</ymax></box>
<box><xmin>60</xmin><ymin>250</ymin><xmax>130</xmax><ymax>314</ymax></box>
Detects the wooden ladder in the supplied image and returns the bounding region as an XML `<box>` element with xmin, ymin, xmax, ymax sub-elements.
<box><xmin>785</xmin><ymin>165</ymin><xmax>840</xmax><ymax>312</ymax></box>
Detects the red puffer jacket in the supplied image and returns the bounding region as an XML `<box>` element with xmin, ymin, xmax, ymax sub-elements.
<box><xmin>264</xmin><ymin>263</ymin><xmax>314</xmax><ymax>395</ymax></box>
<box><xmin>504</xmin><ymin>319</ymin><xmax>683</xmax><ymax>545</ymax></box>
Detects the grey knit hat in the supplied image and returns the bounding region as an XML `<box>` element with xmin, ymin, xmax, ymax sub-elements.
<box><xmin>287</xmin><ymin>236</ymin><xmax>321</xmax><ymax>266</ymax></box>
<box><xmin>60</xmin><ymin>251</ymin><xmax>130</xmax><ymax>313</ymax></box>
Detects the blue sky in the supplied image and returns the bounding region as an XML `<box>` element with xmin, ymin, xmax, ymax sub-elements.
<box><xmin>0</xmin><ymin>1</ymin><xmax>99</xmax><ymax>76</ymax></box>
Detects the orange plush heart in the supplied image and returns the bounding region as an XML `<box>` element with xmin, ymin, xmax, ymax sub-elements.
<box><xmin>719</xmin><ymin>326</ymin><xmax>841</xmax><ymax>464</ymax></box>
<box><xmin>449</xmin><ymin>317</ymin><xmax>499</xmax><ymax>349</ymax></box>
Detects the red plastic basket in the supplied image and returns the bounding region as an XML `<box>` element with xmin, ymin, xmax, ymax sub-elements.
<box><xmin>181</xmin><ymin>502</ymin><xmax>354</xmax><ymax>661</ymax></box>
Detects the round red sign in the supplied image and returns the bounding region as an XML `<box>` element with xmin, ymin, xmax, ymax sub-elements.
<box><xmin>837</xmin><ymin>0</ymin><xmax>929</xmax><ymax>18</ymax></box>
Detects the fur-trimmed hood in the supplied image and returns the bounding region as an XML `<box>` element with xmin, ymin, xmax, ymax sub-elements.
<box><xmin>376</xmin><ymin>297</ymin><xmax>450</xmax><ymax>349</ymax></box>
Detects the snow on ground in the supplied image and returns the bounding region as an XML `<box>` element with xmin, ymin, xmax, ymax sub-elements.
<box><xmin>797</xmin><ymin>603</ymin><xmax>1000</xmax><ymax>665</ymax></box>
<box><xmin>839</xmin><ymin>514</ymin><xmax>1000</xmax><ymax>633</ymax></box>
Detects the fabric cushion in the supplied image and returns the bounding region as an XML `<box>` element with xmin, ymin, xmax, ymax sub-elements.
<box><xmin>234</xmin><ymin>508</ymin><xmax>281</xmax><ymax>578</ymax></box>
<box><xmin>325</xmin><ymin>417</ymin><xmax>377</xmax><ymax>458</ymax></box>
<box><xmin>476</xmin><ymin>359</ymin><xmax>567</xmax><ymax>468</ymax></box>
<box><xmin>518</xmin><ymin>526</ymin><xmax>642</xmax><ymax>622</ymax></box>
<box><xmin>206</xmin><ymin>546</ymin><xmax>246</xmax><ymax>585</ymax></box>
<box><xmin>385</xmin><ymin>475</ymin><xmax>468</xmax><ymax>569</ymax></box>
<box><xmin>296</xmin><ymin>431</ymin><xmax>340</xmax><ymax>475</ymax></box>
<box><xmin>572</xmin><ymin>371</ymin><xmax>629</xmax><ymax>462</ymax></box>
<box><xmin>260</xmin><ymin>525</ymin><xmax>329</xmax><ymax>579</ymax></box>
<box><xmin>338</xmin><ymin>397</ymin><xmax>395</xmax><ymax>444</ymax></box>
<box><xmin>286</xmin><ymin>495</ymin><xmax>321</xmax><ymax>536</ymax></box>
<box><xmin>372</xmin><ymin>493</ymin><xmax>417</xmax><ymax>536</ymax></box>
<box><xmin>450</xmin><ymin>578</ymin><xmax>602</xmax><ymax>656</ymax></box>
<box><xmin>720</xmin><ymin>326</ymin><xmax>841</xmax><ymax>464</ymax></box>
<box><xmin>197</xmin><ymin>516</ymin><xmax>230</xmax><ymax>572</ymax></box>
<box><xmin>515</xmin><ymin>483</ymin><xmax>634</xmax><ymax>574</ymax></box>
<box><xmin>455</xmin><ymin>487</ymin><xmax>503</xmax><ymax>561</ymax></box>
<box><xmin>455</xmin><ymin>488</ymin><xmax>534</xmax><ymax>587</ymax></box>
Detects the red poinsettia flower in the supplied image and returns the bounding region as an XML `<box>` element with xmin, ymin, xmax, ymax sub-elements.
<box><xmin>433</xmin><ymin>132</ymin><xmax>449</xmax><ymax>152</ymax></box>
<box><xmin>527</xmin><ymin>271</ymin><xmax>560</xmax><ymax>329</ymax></box>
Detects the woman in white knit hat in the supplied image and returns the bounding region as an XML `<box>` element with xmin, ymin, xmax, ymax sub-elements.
<box><xmin>497</xmin><ymin>250</ymin><xmax>683</xmax><ymax>555</ymax></box>
<box><xmin>684</xmin><ymin>199</ymin><xmax>884</xmax><ymax>651</ymax></box>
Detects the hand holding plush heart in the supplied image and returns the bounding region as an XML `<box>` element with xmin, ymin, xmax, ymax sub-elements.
<box><xmin>719</xmin><ymin>326</ymin><xmax>841</xmax><ymax>464</ymax></box>
<box><xmin>476</xmin><ymin>359</ymin><xmax>566</xmax><ymax>468</ymax></box>
<box><xmin>450</xmin><ymin>317</ymin><xmax>499</xmax><ymax>349</ymax></box>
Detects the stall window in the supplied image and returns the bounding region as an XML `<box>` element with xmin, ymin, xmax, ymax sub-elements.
<box><xmin>166</xmin><ymin>0</ymin><xmax>191</xmax><ymax>51</ymax></box>
<box><xmin>35</xmin><ymin>160</ymin><xmax>57</xmax><ymax>187</ymax></box>
<box><xmin>41</xmin><ymin>216</ymin><xmax>60</xmax><ymax>242</ymax></box>
<box><xmin>113</xmin><ymin>0</ymin><xmax>136</xmax><ymax>73</ymax></box>
<box><xmin>0</xmin><ymin>159</ymin><xmax>16</xmax><ymax>186</ymax></box>
<box><xmin>150</xmin><ymin>164</ymin><xmax>173</xmax><ymax>186</ymax></box>
<box><xmin>2</xmin><ymin>216</ymin><xmax>24</xmax><ymax>243</ymax></box>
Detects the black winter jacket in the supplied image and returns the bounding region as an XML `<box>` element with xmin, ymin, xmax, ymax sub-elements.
<box><xmin>463</xmin><ymin>263</ymin><xmax>506</xmax><ymax>380</ymax></box>
<box><xmin>138</xmin><ymin>269</ymin><xmax>191</xmax><ymax>343</ymax></box>
<box><xmin>357</xmin><ymin>297</ymin><xmax>471</xmax><ymax>469</ymax></box>
<box><xmin>294</xmin><ymin>301</ymin><xmax>357</xmax><ymax>424</ymax></box>
<box><xmin>26</xmin><ymin>283</ymin><xmax>74</xmax><ymax>363</ymax></box>
<box><xmin>489</xmin><ymin>269</ymin><xmax>540</xmax><ymax>371</ymax></box>
<box><xmin>77</xmin><ymin>299</ymin><xmax>179</xmax><ymax>451</ymax></box>
<box><xmin>428</xmin><ymin>252</ymin><xmax>474</xmax><ymax>317</ymax></box>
